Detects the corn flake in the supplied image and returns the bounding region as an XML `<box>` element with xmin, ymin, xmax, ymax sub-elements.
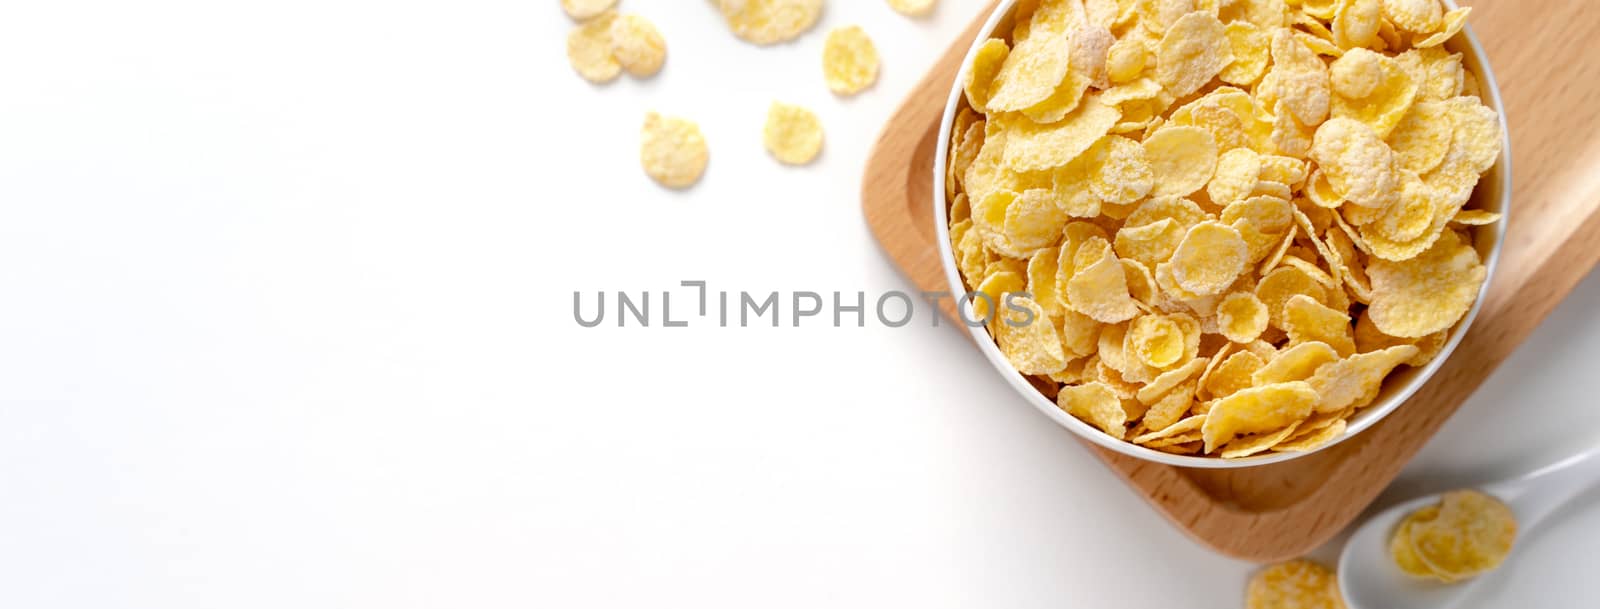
<box><xmin>567</xmin><ymin>11</ymin><xmax>622</xmax><ymax>83</ymax></box>
<box><xmin>1004</xmin><ymin>94</ymin><xmax>1123</xmax><ymax>172</ymax></box>
<box><xmin>611</xmin><ymin>14</ymin><xmax>667</xmax><ymax>77</ymax></box>
<box><xmin>1246</xmin><ymin>560</ymin><xmax>1344</xmax><ymax>609</ymax></box>
<box><xmin>1416</xmin><ymin>7</ymin><xmax>1471</xmax><ymax>48</ymax></box>
<box><xmin>989</xmin><ymin>28</ymin><xmax>1075</xmax><ymax>111</ymax></box>
<box><xmin>1156</xmin><ymin>12</ymin><xmax>1232</xmax><ymax>98</ymax></box>
<box><xmin>640</xmin><ymin>112</ymin><xmax>709</xmax><ymax>189</ymax></box>
<box><xmin>964</xmin><ymin>39</ymin><xmax>1011</xmax><ymax>114</ymax></box>
<box><xmin>887</xmin><ymin>0</ymin><xmax>937</xmax><ymax>17</ymax></box>
<box><xmin>1058</xmin><ymin>382</ymin><xmax>1128</xmax><ymax>439</ymax></box>
<box><xmin>763</xmin><ymin>102</ymin><xmax>824</xmax><ymax>165</ymax></box>
<box><xmin>1165</xmin><ymin>221</ymin><xmax>1250</xmax><ymax>296</ymax></box>
<box><xmin>1144</xmin><ymin>126</ymin><xmax>1220</xmax><ymax>196</ymax></box>
<box><xmin>1284</xmin><ymin>294</ymin><xmax>1357</xmax><ymax>355</ymax></box>
<box><xmin>993</xmin><ymin>296</ymin><xmax>1070</xmax><ymax>375</ymax></box>
<box><xmin>717</xmin><ymin>0</ymin><xmax>824</xmax><ymax>46</ymax></box>
<box><xmin>1068</xmin><ymin>240</ymin><xmax>1144</xmax><ymax>323</ymax></box>
<box><xmin>1368</xmin><ymin>231</ymin><xmax>1486</xmax><ymax>338</ymax></box>
<box><xmin>1202</xmin><ymin>381</ymin><xmax>1318</xmax><ymax>452</ymax></box>
<box><xmin>823</xmin><ymin>25</ymin><xmax>880</xmax><ymax>96</ymax></box>
<box><xmin>1217</xmin><ymin>292</ymin><xmax>1269</xmax><ymax>343</ymax></box>
<box><xmin>1407</xmin><ymin>489</ymin><xmax>1517</xmax><ymax>582</ymax></box>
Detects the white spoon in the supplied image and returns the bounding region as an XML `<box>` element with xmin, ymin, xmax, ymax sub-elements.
<box><xmin>1338</xmin><ymin>445</ymin><xmax>1600</xmax><ymax>609</ymax></box>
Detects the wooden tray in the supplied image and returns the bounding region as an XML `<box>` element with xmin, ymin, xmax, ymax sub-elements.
<box><xmin>862</xmin><ymin>0</ymin><xmax>1600</xmax><ymax>562</ymax></box>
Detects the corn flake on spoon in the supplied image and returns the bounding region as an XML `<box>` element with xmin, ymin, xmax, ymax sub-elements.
<box><xmin>1338</xmin><ymin>445</ymin><xmax>1600</xmax><ymax>609</ymax></box>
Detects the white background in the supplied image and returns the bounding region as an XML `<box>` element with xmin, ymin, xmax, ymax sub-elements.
<box><xmin>0</xmin><ymin>0</ymin><xmax>1595</xmax><ymax>607</ymax></box>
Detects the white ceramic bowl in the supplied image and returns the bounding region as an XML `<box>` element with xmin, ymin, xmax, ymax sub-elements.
<box><xmin>931</xmin><ymin>0</ymin><xmax>1511</xmax><ymax>469</ymax></box>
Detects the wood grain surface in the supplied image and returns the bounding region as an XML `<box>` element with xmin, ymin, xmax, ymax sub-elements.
<box><xmin>862</xmin><ymin>0</ymin><xmax>1600</xmax><ymax>561</ymax></box>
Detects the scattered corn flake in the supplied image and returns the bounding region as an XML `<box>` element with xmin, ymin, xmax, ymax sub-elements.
<box><xmin>1259</xmin><ymin>225</ymin><xmax>1299</xmax><ymax>275</ymax></box>
<box><xmin>886</xmin><ymin>0</ymin><xmax>937</xmax><ymax>17</ymax></box>
<box><xmin>1246</xmin><ymin>560</ymin><xmax>1344</xmax><ymax>609</ymax></box>
<box><xmin>1222</xmin><ymin>0</ymin><xmax>1289</xmax><ymax>29</ymax></box>
<box><xmin>1223</xmin><ymin>195</ymin><xmax>1295</xmax><ymax>261</ymax></box>
<box><xmin>1071</xmin><ymin>23</ymin><xmax>1117</xmax><ymax>89</ymax></box>
<box><xmin>561</xmin><ymin>0</ymin><xmax>617</xmax><ymax>21</ymax></box>
<box><xmin>717</xmin><ymin>0</ymin><xmax>824</xmax><ymax>46</ymax></box>
<box><xmin>1102</xmin><ymin>77</ymin><xmax>1165</xmax><ymax>107</ymax></box>
<box><xmin>1269</xmin><ymin>99</ymin><xmax>1317</xmax><ymax>159</ymax></box>
<box><xmin>1055</xmin><ymin>222</ymin><xmax>1114</xmax><ymax>301</ymax></box>
<box><xmin>611</xmin><ymin>14</ymin><xmax>667</xmax><ymax>77</ymax></box>
<box><xmin>1355</xmin><ymin>311</ymin><xmax>1447</xmax><ymax>367</ymax></box>
<box><xmin>823</xmin><ymin>25</ymin><xmax>881</xmax><ymax>96</ymax></box>
<box><xmin>1139</xmin><ymin>0</ymin><xmax>1204</xmax><ymax>36</ymax></box>
<box><xmin>1259</xmin><ymin>154</ymin><xmax>1308</xmax><ymax>186</ymax></box>
<box><xmin>763</xmin><ymin>101</ymin><xmax>824</xmax><ymax>165</ymax></box>
<box><xmin>1296</xmin><ymin>31</ymin><xmax>1345</xmax><ymax>58</ymax></box>
<box><xmin>1028</xmin><ymin>246</ymin><xmax>1064</xmax><ymax>315</ymax></box>
<box><xmin>567</xmin><ymin>11</ymin><xmax>622</xmax><ymax>83</ymax></box>
<box><xmin>1052</xmin><ymin>153</ymin><xmax>1106</xmax><ymax>217</ymax></box>
<box><xmin>640</xmin><ymin>112</ymin><xmax>709</xmax><ymax>189</ymax></box>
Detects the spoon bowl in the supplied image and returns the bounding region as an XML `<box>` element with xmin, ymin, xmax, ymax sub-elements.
<box><xmin>1338</xmin><ymin>446</ymin><xmax>1600</xmax><ymax>609</ymax></box>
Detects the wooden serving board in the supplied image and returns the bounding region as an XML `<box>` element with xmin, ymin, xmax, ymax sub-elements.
<box><xmin>863</xmin><ymin>0</ymin><xmax>1600</xmax><ymax>562</ymax></box>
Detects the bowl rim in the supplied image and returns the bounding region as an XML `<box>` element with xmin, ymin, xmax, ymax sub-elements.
<box><xmin>930</xmin><ymin>0</ymin><xmax>1512</xmax><ymax>469</ymax></box>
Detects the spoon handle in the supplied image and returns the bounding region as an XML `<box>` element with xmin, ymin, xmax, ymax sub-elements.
<box><xmin>1486</xmin><ymin>445</ymin><xmax>1600</xmax><ymax>526</ymax></box>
